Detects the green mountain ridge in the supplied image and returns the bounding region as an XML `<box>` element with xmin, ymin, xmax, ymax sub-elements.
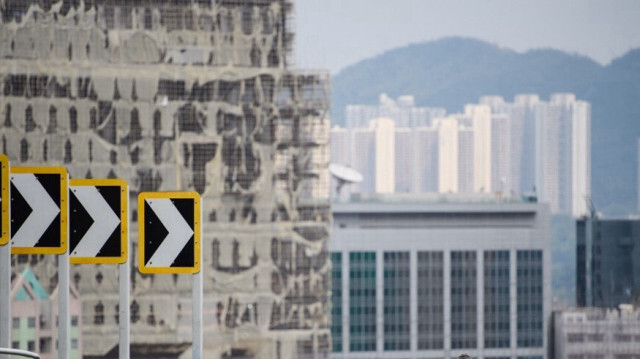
<box><xmin>332</xmin><ymin>37</ymin><xmax>640</xmax><ymax>215</ymax></box>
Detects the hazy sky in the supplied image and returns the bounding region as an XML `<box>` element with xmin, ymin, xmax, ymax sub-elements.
<box><xmin>295</xmin><ymin>0</ymin><xmax>640</xmax><ymax>74</ymax></box>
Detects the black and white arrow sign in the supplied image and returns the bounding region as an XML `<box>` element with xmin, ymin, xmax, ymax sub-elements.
<box><xmin>138</xmin><ymin>192</ymin><xmax>201</xmax><ymax>274</ymax></box>
<box><xmin>70</xmin><ymin>179</ymin><xmax>127</xmax><ymax>264</ymax></box>
<box><xmin>10</xmin><ymin>167</ymin><xmax>67</xmax><ymax>255</ymax></box>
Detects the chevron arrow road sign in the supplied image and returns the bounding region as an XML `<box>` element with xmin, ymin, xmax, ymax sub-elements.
<box><xmin>138</xmin><ymin>192</ymin><xmax>201</xmax><ymax>274</ymax></box>
<box><xmin>10</xmin><ymin>167</ymin><xmax>68</xmax><ymax>254</ymax></box>
<box><xmin>0</xmin><ymin>155</ymin><xmax>8</xmax><ymax>245</ymax></box>
<box><xmin>69</xmin><ymin>179</ymin><xmax>128</xmax><ymax>264</ymax></box>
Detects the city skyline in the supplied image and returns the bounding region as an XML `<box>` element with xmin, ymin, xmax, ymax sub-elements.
<box><xmin>332</xmin><ymin>93</ymin><xmax>590</xmax><ymax>216</ymax></box>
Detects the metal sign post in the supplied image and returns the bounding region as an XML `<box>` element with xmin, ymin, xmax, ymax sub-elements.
<box><xmin>58</xmin><ymin>248</ymin><xmax>70</xmax><ymax>359</ymax></box>
<box><xmin>138</xmin><ymin>191</ymin><xmax>202</xmax><ymax>358</ymax></box>
<box><xmin>0</xmin><ymin>155</ymin><xmax>9</xmax><ymax>350</ymax></box>
<box><xmin>119</xmin><ymin>248</ymin><xmax>130</xmax><ymax>359</ymax></box>
<box><xmin>69</xmin><ymin>179</ymin><xmax>129</xmax><ymax>359</ymax></box>
<box><xmin>192</xmin><ymin>203</ymin><xmax>203</xmax><ymax>359</ymax></box>
<box><xmin>0</xmin><ymin>243</ymin><xmax>9</xmax><ymax>350</ymax></box>
<box><xmin>119</xmin><ymin>184</ymin><xmax>130</xmax><ymax>359</ymax></box>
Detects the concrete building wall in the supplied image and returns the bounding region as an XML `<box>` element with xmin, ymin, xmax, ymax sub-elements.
<box><xmin>437</xmin><ymin>117</ymin><xmax>459</xmax><ymax>193</ymax></box>
<box><xmin>394</xmin><ymin>128</ymin><xmax>414</xmax><ymax>193</ymax></box>
<box><xmin>491</xmin><ymin>114</ymin><xmax>511</xmax><ymax>195</ymax></box>
<box><xmin>466</xmin><ymin>104</ymin><xmax>492</xmax><ymax>193</ymax></box>
<box><xmin>371</xmin><ymin>118</ymin><xmax>394</xmax><ymax>194</ymax></box>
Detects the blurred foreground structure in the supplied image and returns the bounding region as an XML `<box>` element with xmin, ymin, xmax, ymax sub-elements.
<box><xmin>0</xmin><ymin>0</ymin><xmax>331</xmax><ymax>357</ymax></box>
<box><xmin>11</xmin><ymin>268</ymin><xmax>83</xmax><ymax>359</ymax></box>
<box><xmin>330</xmin><ymin>194</ymin><xmax>551</xmax><ymax>359</ymax></box>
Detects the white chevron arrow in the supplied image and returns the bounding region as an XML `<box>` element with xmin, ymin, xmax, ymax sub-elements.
<box><xmin>71</xmin><ymin>186</ymin><xmax>120</xmax><ymax>257</ymax></box>
<box><xmin>145</xmin><ymin>198</ymin><xmax>194</xmax><ymax>267</ymax></box>
<box><xmin>11</xmin><ymin>174</ymin><xmax>60</xmax><ymax>247</ymax></box>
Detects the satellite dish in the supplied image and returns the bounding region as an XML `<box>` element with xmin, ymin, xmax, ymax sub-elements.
<box><xmin>329</xmin><ymin>163</ymin><xmax>363</xmax><ymax>196</ymax></box>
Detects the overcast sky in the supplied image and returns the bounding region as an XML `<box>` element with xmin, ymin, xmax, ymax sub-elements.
<box><xmin>295</xmin><ymin>0</ymin><xmax>640</xmax><ymax>74</ymax></box>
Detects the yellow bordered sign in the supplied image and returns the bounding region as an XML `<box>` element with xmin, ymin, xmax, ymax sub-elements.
<box><xmin>10</xmin><ymin>166</ymin><xmax>68</xmax><ymax>255</ymax></box>
<box><xmin>138</xmin><ymin>192</ymin><xmax>201</xmax><ymax>274</ymax></box>
<box><xmin>69</xmin><ymin>179</ymin><xmax>128</xmax><ymax>264</ymax></box>
<box><xmin>0</xmin><ymin>154</ymin><xmax>9</xmax><ymax>245</ymax></box>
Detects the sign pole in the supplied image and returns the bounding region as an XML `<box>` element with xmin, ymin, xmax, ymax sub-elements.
<box><xmin>192</xmin><ymin>204</ymin><xmax>203</xmax><ymax>359</ymax></box>
<box><xmin>0</xmin><ymin>244</ymin><xmax>10</xmax><ymax>349</ymax></box>
<box><xmin>119</xmin><ymin>186</ymin><xmax>130</xmax><ymax>359</ymax></box>
<box><xmin>119</xmin><ymin>260</ymin><xmax>130</xmax><ymax>359</ymax></box>
<box><xmin>58</xmin><ymin>250</ymin><xmax>70</xmax><ymax>359</ymax></box>
<box><xmin>0</xmin><ymin>155</ymin><xmax>9</xmax><ymax>349</ymax></box>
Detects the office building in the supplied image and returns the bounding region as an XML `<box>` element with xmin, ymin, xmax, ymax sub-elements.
<box><xmin>576</xmin><ymin>217</ymin><xmax>640</xmax><ymax>308</ymax></box>
<box><xmin>1</xmin><ymin>1</ymin><xmax>331</xmax><ymax>358</ymax></box>
<box><xmin>11</xmin><ymin>268</ymin><xmax>82</xmax><ymax>359</ymax></box>
<box><xmin>553</xmin><ymin>306</ymin><xmax>640</xmax><ymax>359</ymax></box>
<box><xmin>330</xmin><ymin>195</ymin><xmax>551</xmax><ymax>359</ymax></box>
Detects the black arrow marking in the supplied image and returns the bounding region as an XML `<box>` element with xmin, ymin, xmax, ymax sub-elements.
<box><xmin>69</xmin><ymin>190</ymin><xmax>94</xmax><ymax>254</ymax></box>
<box><xmin>144</xmin><ymin>200</ymin><xmax>169</xmax><ymax>265</ymax></box>
<box><xmin>10</xmin><ymin>181</ymin><xmax>32</xmax><ymax>238</ymax></box>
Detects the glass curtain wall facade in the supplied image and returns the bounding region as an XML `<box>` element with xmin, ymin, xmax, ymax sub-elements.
<box><xmin>484</xmin><ymin>250</ymin><xmax>511</xmax><ymax>348</ymax></box>
<box><xmin>348</xmin><ymin>252</ymin><xmax>376</xmax><ymax>352</ymax></box>
<box><xmin>383</xmin><ymin>252</ymin><xmax>410</xmax><ymax>351</ymax></box>
<box><xmin>417</xmin><ymin>251</ymin><xmax>444</xmax><ymax>350</ymax></box>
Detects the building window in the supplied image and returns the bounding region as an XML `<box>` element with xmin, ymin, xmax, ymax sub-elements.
<box><xmin>383</xmin><ymin>251</ymin><xmax>410</xmax><ymax>351</ymax></box>
<box><xmin>349</xmin><ymin>252</ymin><xmax>376</xmax><ymax>352</ymax></box>
<box><xmin>12</xmin><ymin>341</ymin><xmax>19</xmax><ymax>349</ymax></box>
<box><xmin>484</xmin><ymin>250</ymin><xmax>510</xmax><ymax>348</ymax></box>
<box><xmin>131</xmin><ymin>300</ymin><xmax>140</xmax><ymax>323</ymax></box>
<box><xmin>71</xmin><ymin>316</ymin><xmax>78</xmax><ymax>327</ymax></box>
<box><xmin>69</xmin><ymin>106</ymin><xmax>78</xmax><ymax>133</ymax></box>
<box><xmin>94</xmin><ymin>301</ymin><xmax>105</xmax><ymax>325</ymax></box>
<box><xmin>20</xmin><ymin>138</ymin><xmax>28</xmax><ymax>162</ymax></box>
<box><xmin>27</xmin><ymin>317</ymin><xmax>36</xmax><ymax>328</ymax></box>
<box><xmin>567</xmin><ymin>333</ymin><xmax>584</xmax><ymax>343</ymax></box>
<box><xmin>27</xmin><ymin>340</ymin><xmax>35</xmax><ymax>352</ymax></box>
<box><xmin>417</xmin><ymin>251</ymin><xmax>444</xmax><ymax>350</ymax></box>
<box><xmin>517</xmin><ymin>250</ymin><xmax>544</xmax><ymax>348</ymax></box>
<box><xmin>12</xmin><ymin>317</ymin><xmax>19</xmax><ymax>329</ymax></box>
<box><xmin>614</xmin><ymin>334</ymin><xmax>632</xmax><ymax>342</ymax></box>
<box><xmin>330</xmin><ymin>252</ymin><xmax>343</xmax><ymax>352</ymax></box>
<box><xmin>39</xmin><ymin>337</ymin><xmax>52</xmax><ymax>353</ymax></box>
<box><xmin>71</xmin><ymin>339</ymin><xmax>78</xmax><ymax>349</ymax></box>
<box><xmin>451</xmin><ymin>251</ymin><xmax>477</xmax><ymax>349</ymax></box>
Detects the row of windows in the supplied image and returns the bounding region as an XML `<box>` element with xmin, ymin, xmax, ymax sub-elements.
<box><xmin>12</xmin><ymin>338</ymin><xmax>79</xmax><ymax>352</ymax></box>
<box><xmin>568</xmin><ymin>333</ymin><xmax>640</xmax><ymax>343</ymax></box>
<box><xmin>12</xmin><ymin>316</ymin><xmax>79</xmax><ymax>329</ymax></box>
